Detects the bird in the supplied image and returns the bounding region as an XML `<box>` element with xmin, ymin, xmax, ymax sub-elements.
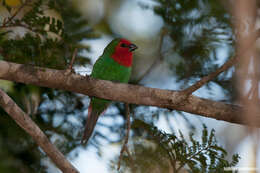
<box><xmin>82</xmin><ymin>38</ymin><xmax>138</xmax><ymax>144</ymax></box>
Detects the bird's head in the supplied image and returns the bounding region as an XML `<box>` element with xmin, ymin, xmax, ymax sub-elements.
<box><xmin>116</xmin><ymin>39</ymin><xmax>138</xmax><ymax>52</ymax></box>
<box><xmin>109</xmin><ymin>38</ymin><xmax>138</xmax><ymax>67</ymax></box>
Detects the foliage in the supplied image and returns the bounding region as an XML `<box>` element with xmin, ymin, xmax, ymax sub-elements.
<box><xmin>0</xmin><ymin>107</ymin><xmax>44</xmax><ymax>173</ymax></box>
<box><xmin>0</xmin><ymin>0</ymin><xmax>93</xmax><ymax>69</ymax></box>
<box><xmin>153</xmin><ymin>0</ymin><xmax>235</xmax><ymax>100</ymax></box>
<box><xmin>111</xmin><ymin>119</ymin><xmax>240</xmax><ymax>173</ymax></box>
<box><xmin>0</xmin><ymin>0</ymin><xmax>96</xmax><ymax>172</ymax></box>
<box><xmin>0</xmin><ymin>0</ymin><xmax>243</xmax><ymax>172</ymax></box>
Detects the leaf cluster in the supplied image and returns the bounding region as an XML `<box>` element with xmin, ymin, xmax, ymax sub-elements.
<box><xmin>0</xmin><ymin>0</ymin><xmax>94</xmax><ymax>69</ymax></box>
<box><xmin>0</xmin><ymin>0</ymin><xmax>98</xmax><ymax>172</ymax></box>
<box><xmin>152</xmin><ymin>0</ymin><xmax>235</xmax><ymax>99</ymax></box>
<box><xmin>113</xmin><ymin>119</ymin><xmax>240</xmax><ymax>173</ymax></box>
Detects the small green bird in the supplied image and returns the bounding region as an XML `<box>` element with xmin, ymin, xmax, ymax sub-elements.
<box><xmin>82</xmin><ymin>38</ymin><xmax>138</xmax><ymax>144</ymax></box>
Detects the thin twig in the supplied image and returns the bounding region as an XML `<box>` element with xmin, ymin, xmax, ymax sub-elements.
<box><xmin>68</xmin><ymin>48</ymin><xmax>78</xmax><ymax>71</ymax></box>
<box><xmin>2</xmin><ymin>0</ymin><xmax>30</xmax><ymax>27</ymax></box>
<box><xmin>182</xmin><ymin>57</ymin><xmax>238</xmax><ymax>95</ymax></box>
<box><xmin>0</xmin><ymin>89</ymin><xmax>79</xmax><ymax>173</ymax></box>
<box><xmin>134</xmin><ymin>28</ymin><xmax>168</xmax><ymax>83</ymax></box>
<box><xmin>1</xmin><ymin>22</ymin><xmax>40</xmax><ymax>33</ymax></box>
<box><xmin>117</xmin><ymin>103</ymin><xmax>131</xmax><ymax>171</ymax></box>
<box><xmin>182</xmin><ymin>28</ymin><xmax>260</xmax><ymax>95</ymax></box>
<box><xmin>125</xmin><ymin>147</ymin><xmax>133</xmax><ymax>162</ymax></box>
<box><xmin>125</xmin><ymin>147</ymin><xmax>136</xmax><ymax>172</ymax></box>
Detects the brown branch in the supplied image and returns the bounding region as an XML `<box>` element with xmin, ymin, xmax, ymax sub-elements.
<box><xmin>182</xmin><ymin>57</ymin><xmax>237</xmax><ymax>95</ymax></box>
<box><xmin>233</xmin><ymin>0</ymin><xmax>260</xmax><ymax>129</ymax></box>
<box><xmin>183</xmin><ymin>28</ymin><xmax>260</xmax><ymax>95</ymax></box>
<box><xmin>68</xmin><ymin>48</ymin><xmax>78</xmax><ymax>71</ymax></box>
<box><xmin>0</xmin><ymin>60</ymin><xmax>250</xmax><ymax>127</ymax></box>
<box><xmin>117</xmin><ymin>103</ymin><xmax>131</xmax><ymax>171</ymax></box>
<box><xmin>0</xmin><ymin>89</ymin><xmax>79</xmax><ymax>173</ymax></box>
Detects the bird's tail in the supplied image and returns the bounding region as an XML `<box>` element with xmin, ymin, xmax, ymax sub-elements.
<box><xmin>81</xmin><ymin>105</ymin><xmax>99</xmax><ymax>144</ymax></box>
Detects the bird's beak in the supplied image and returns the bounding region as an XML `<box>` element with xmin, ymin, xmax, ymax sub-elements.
<box><xmin>129</xmin><ymin>44</ymin><xmax>138</xmax><ymax>52</ymax></box>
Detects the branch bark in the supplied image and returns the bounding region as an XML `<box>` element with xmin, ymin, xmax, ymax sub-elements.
<box><xmin>0</xmin><ymin>60</ymin><xmax>248</xmax><ymax>127</ymax></box>
<box><xmin>0</xmin><ymin>89</ymin><xmax>79</xmax><ymax>173</ymax></box>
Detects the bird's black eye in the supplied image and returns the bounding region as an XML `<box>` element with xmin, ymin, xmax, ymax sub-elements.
<box><xmin>120</xmin><ymin>43</ymin><xmax>127</xmax><ymax>48</ymax></box>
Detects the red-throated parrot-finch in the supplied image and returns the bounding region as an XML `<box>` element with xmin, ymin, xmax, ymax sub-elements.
<box><xmin>82</xmin><ymin>38</ymin><xmax>138</xmax><ymax>144</ymax></box>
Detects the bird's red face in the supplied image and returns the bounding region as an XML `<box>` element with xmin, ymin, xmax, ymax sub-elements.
<box><xmin>111</xmin><ymin>39</ymin><xmax>138</xmax><ymax>67</ymax></box>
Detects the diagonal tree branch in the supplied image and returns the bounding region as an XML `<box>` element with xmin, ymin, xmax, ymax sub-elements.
<box><xmin>182</xmin><ymin>57</ymin><xmax>237</xmax><ymax>95</ymax></box>
<box><xmin>183</xmin><ymin>28</ymin><xmax>260</xmax><ymax>95</ymax></box>
<box><xmin>0</xmin><ymin>60</ymin><xmax>248</xmax><ymax>127</ymax></box>
<box><xmin>0</xmin><ymin>89</ymin><xmax>79</xmax><ymax>173</ymax></box>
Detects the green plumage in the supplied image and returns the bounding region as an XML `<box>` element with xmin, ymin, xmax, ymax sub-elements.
<box><xmin>82</xmin><ymin>38</ymin><xmax>133</xmax><ymax>144</ymax></box>
<box><xmin>90</xmin><ymin>39</ymin><xmax>132</xmax><ymax>113</ymax></box>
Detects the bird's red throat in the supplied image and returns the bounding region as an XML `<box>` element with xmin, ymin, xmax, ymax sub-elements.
<box><xmin>111</xmin><ymin>39</ymin><xmax>133</xmax><ymax>67</ymax></box>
